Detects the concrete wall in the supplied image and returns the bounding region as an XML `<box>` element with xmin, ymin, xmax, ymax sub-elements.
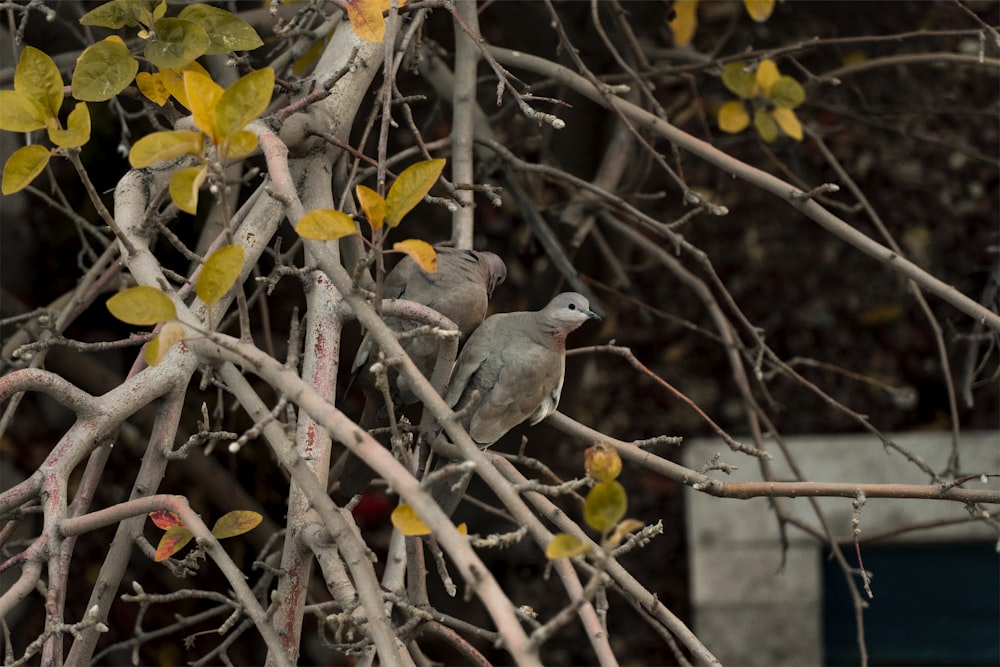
<box><xmin>684</xmin><ymin>431</ymin><xmax>999</xmax><ymax>666</ymax></box>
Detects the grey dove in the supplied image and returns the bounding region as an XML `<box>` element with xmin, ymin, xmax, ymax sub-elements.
<box><xmin>431</xmin><ymin>292</ymin><xmax>601</xmax><ymax>513</ymax></box>
<box><xmin>336</xmin><ymin>246</ymin><xmax>507</xmax><ymax>496</ymax></box>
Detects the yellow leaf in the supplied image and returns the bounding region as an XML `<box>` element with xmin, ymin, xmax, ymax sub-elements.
<box><xmin>223</xmin><ymin>130</ymin><xmax>258</xmax><ymax>162</ymax></box>
<box><xmin>346</xmin><ymin>0</ymin><xmax>385</xmax><ymax>43</ymax></box>
<box><xmin>2</xmin><ymin>145</ymin><xmax>51</xmax><ymax>195</ymax></box>
<box><xmin>296</xmin><ymin>209</ymin><xmax>359</xmax><ymax>241</ymax></box>
<box><xmin>355</xmin><ymin>184</ymin><xmax>386</xmax><ymax>230</ymax></box>
<box><xmin>858</xmin><ymin>303</ymin><xmax>904</xmax><ymax>327</ymax></box>
<box><xmin>214</xmin><ymin>68</ymin><xmax>274</xmax><ymax>141</ymax></box>
<box><xmin>129</xmin><ymin>130</ymin><xmax>204</xmax><ymax>168</ymax></box>
<box><xmin>669</xmin><ymin>0</ymin><xmax>699</xmax><ymax>47</ymax></box>
<box><xmin>160</xmin><ymin>61</ymin><xmax>211</xmax><ymax>110</ymax></box>
<box><xmin>391</xmin><ymin>503</ymin><xmax>431</xmax><ymax>536</ymax></box>
<box><xmin>0</xmin><ymin>91</ymin><xmax>47</xmax><ymax>132</ymax></box>
<box><xmin>136</xmin><ymin>71</ymin><xmax>170</xmax><ymax>106</ymax></box>
<box><xmin>183</xmin><ymin>70</ymin><xmax>223</xmax><ymax>142</ymax></box>
<box><xmin>584</xmin><ymin>443</ymin><xmax>622</xmax><ymax>482</ymax></box>
<box><xmin>155</xmin><ymin>525</ymin><xmax>193</xmax><ymax>561</ymax></box>
<box><xmin>144</xmin><ymin>321</ymin><xmax>185</xmax><ymax>366</ymax></box>
<box><xmin>608</xmin><ymin>518</ymin><xmax>644</xmax><ymax>547</ymax></box>
<box><xmin>755</xmin><ymin>59</ymin><xmax>780</xmax><ymax>97</ymax></box>
<box><xmin>753</xmin><ymin>107</ymin><xmax>778</xmax><ymax>143</ymax></box>
<box><xmin>16</xmin><ymin>46</ymin><xmax>63</xmax><ymax>119</ymax></box>
<box><xmin>545</xmin><ymin>533</ymin><xmax>591</xmax><ymax>559</ymax></box>
<box><xmin>743</xmin><ymin>0</ymin><xmax>775</xmax><ymax>22</ymax></box>
<box><xmin>169</xmin><ymin>165</ymin><xmax>206</xmax><ymax>215</ymax></box>
<box><xmin>47</xmin><ymin>102</ymin><xmax>90</xmax><ymax>148</ymax></box>
<box><xmin>717</xmin><ymin>100</ymin><xmax>750</xmax><ymax>134</ymax></box>
<box><xmin>392</xmin><ymin>239</ymin><xmax>437</xmax><ymax>273</ymax></box>
<box><xmin>107</xmin><ymin>286</ymin><xmax>177</xmax><ymax>325</ymax></box>
<box><xmin>583</xmin><ymin>480</ymin><xmax>627</xmax><ymax>533</ymax></box>
<box><xmin>196</xmin><ymin>244</ymin><xmax>244</xmax><ymax>306</ymax></box>
<box><xmin>210</xmin><ymin>510</ymin><xmax>262</xmax><ymax>539</ymax></box>
<box><xmin>771</xmin><ymin>107</ymin><xmax>802</xmax><ymax>141</ymax></box>
<box><xmin>385</xmin><ymin>158</ymin><xmax>445</xmax><ymax>227</ymax></box>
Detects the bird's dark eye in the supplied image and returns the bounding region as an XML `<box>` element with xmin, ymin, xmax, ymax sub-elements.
<box><xmin>568</xmin><ymin>303</ymin><xmax>577</xmax><ymax>310</ymax></box>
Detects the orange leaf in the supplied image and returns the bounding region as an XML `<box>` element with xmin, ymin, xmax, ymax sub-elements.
<box><xmin>155</xmin><ymin>525</ymin><xmax>194</xmax><ymax>562</ymax></box>
<box><xmin>392</xmin><ymin>239</ymin><xmax>437</xmax><ymax>273</ymax></box>
<box><xmin>149</xmin><ymin>510</ymin><xmax>184</xmax><ymax>530</ymax></box>
<box><xmin>355</xmin><ymin>184</ymin><xmax>385</xmax><ymax>231</ymax></box>
<box><xmin>391</xmin><ymin>503</ymin><xmax>431</xmax><ymax>536</ymax></box>
<box><xmin>346</xmin><ymin>0</ymin><xmax>385</xmax><ymax>43</ymax></box>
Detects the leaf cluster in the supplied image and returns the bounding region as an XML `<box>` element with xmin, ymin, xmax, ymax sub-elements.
<box><xmin>149</xmin><ymin>509</ymin><xmax>262</xmax><ymax>562</ymax></box>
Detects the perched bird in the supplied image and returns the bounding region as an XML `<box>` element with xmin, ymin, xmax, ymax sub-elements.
<box><xmin>350</xmin><ymin>246</ymin><xmax>507</xmax><ymax>403</ymax></box>
<box><xmin>336</xmin><ymin>247</ymin><xmax>507</xmax><ymax>496</ymax></box>
<box><xmin>432</xmin><ymin>292</ymin><xmax>601</xmax><ymax>512</ymax></box>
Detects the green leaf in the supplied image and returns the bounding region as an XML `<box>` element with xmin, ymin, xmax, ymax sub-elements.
<box><xmin>769</xmin><ymin>76</ymin><xmax>806</xmax><ymax>110</ymax></box>
<box><xmin>129</xmin><ymin>130</ymin><xmax>204</xmax><ymax>168</ymax></box>
<box><xmin>16</xmin><ymin>46</ymin><xmax>64</xmax><ymax>119</ymax></box>
<box><xmin>71</xmin><ymin>37</ymin><xmax>138</xmax><ymax>102</ymax></box>
<box><xmin>753</xmin><ymin>107</ymin><xmax>778</xmax><ymax>143</ymax></box>
<box><xmin>385</xmin><ymin>158</ymin><xmax>445</xmax><ymax>227</ymax></box>
<box><xmin>215</xmin><ymin>68</ymin><xmax>274</xmax><ymax>140</ymax></box>
<box><xmin>145</xmin><ymin>17</ymin><xmax>210</xmax><ymax>69</ymax></box>
<box><xmin>178</xmin><ymin>5</ymin><xmax>263</xmax><ymax>54</ymax></box>
<box><xmin>355</xmin><ymin>184</ymin><xmax>385</xmax><ymax>230</ymax></box>
<box><xmin>0</xmin><ymin>91</ymin><xmax>47</xmax><ymax>132</ymax></box>
<box><xmin>210</xmin><ymin>510</ymin><xmax>262</xmax><ymax>539</ymax></box>
<box><xmin>47</xmin><ymin>102</ymin><xmax>90</xmax><ymax>149</ymax></box>
<box><xmin>296</xmin><ymin>209</ymin><xmax>359</xmax><ymax>241</ymax></box>
<box><xmin>392</xmin><ymin>239</ymin><xmax>437</xmax><ymax>273</ymax></box>
<box><xmin>144</xmin><ymin>321</ymin><xmax>185</xmax><ymax>366</ymax></box>
<box><xmin>545</xmin><ymin>533</ymin><xmax>591</xmax><ymax>559</ymax></box>
<box><xmin>196</xmin><ymin>244</ymin><xmax>244</xmax><ymax>306</ymax></box>
<box><xmin>721</xmin><ymin>61</ymin><xmax>755</xmax><ymax>100</ymax></box>
<box><xmin>80</xmin><ymin>0</ymin><xmax>150</xmax><ymax>29</ymax></box>
<box><xmin>106</xmin><ymin>285</ymin><xmax>177</xmax><ymax>325</ymax></box>
<box><xmin>169</xmin><ymin>166</ymin><xmax>207</xmax><ymax>215</ymax></box>
<box><xmin>583</xmin><ymin>480</ymin><xmax>627</xmax><ymax>533</ymax></box>
<box><xmin>390</xmin><ymin>503</ymin><xmax>431</xmax><ymax>536</ymax></box>
<box><xmin>2</xmin><ymin>145</ymin><xmax>51</xmax><ymax>195</ymax></box>
<box><xmin>155</xmin><ymin>525</ymin><xmax>193</xmax><ymax>561</ymax></box>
